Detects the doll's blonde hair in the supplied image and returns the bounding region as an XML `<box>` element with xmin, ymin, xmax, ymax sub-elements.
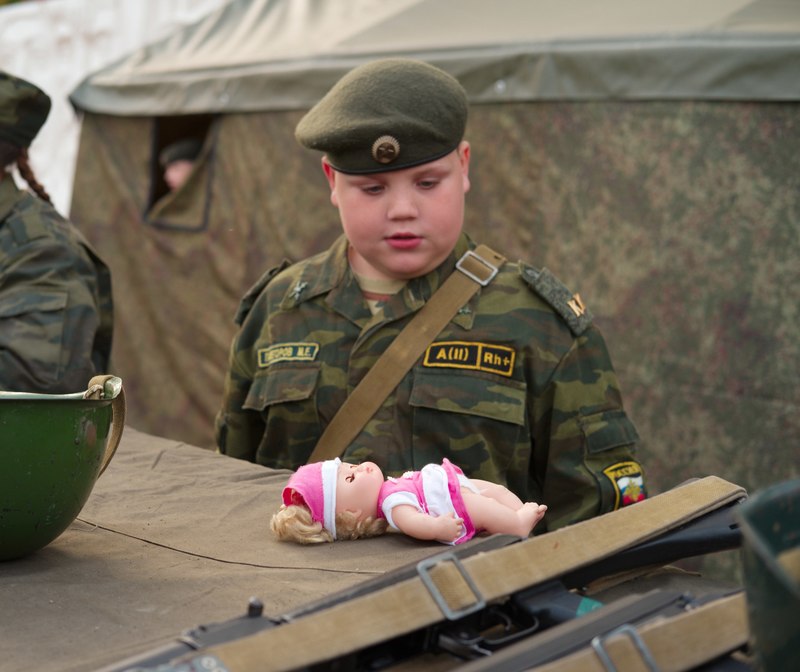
<box><xmin>270</xmin><ymin>504</ymin><xmax>388</xmax><ymax>544</ymax></box>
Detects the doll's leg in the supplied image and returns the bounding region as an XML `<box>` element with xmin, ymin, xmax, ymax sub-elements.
<box><xmin>461</xmin><ymin>489</ymin><xmax>547</xmax><ymax>537</ymax></box>
<box><xmin>469</xmin><ymin>479</ymin><xmax>525</xmax><ymax>510</ymax></box>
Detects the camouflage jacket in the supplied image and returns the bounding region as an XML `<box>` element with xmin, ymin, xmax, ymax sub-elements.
<box><xmin>0</xmin><ymin>176</ymin><xmax>113</xmax><ymax>393</ymax></box>
<box><xmin>216</xmin><ymin>234</ymin><xmax>645</xmax><ymax>530</ymax></box>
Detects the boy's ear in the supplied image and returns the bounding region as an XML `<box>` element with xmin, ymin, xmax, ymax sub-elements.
<box><xmin>458</xmin><ymin>141</ymin><xmax>471</xmax><ymax>193</ymax></box>
<box><xmin>321</xmin><ymin>156</ymin><xmax>339</xmax><ymax>207</ymax></box>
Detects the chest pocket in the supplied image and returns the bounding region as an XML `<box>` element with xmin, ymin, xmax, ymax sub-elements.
<box><xmin>408</xmin><ymin>368</ymin><xmax>526</xmax><ymax>477</ymax></box>
<box><xmin>410</xmin><ymin>368</ymin><xmax>526</xmax><ymax>424</ymax></box>
<box><xmin>242</xmin><ymin>364</ymin><xmax>320</xmax><ymax>411</ymax></box>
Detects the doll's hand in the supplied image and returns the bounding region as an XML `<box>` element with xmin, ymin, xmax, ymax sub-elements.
<box><xmin>391</xmin><ymin>506</ymin><xmax>464</xmax><ymax>542</ymax></box>
<box><xmin>432</xmin><ymin>513</ymin><xmax>464</xmax><ymax>542</ymax></box>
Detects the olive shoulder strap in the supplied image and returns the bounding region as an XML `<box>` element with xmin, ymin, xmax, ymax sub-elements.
<box><xmin>307</xmin><ymin>244</ymin><xmax>506</xmax><ymax>464</ymax></box>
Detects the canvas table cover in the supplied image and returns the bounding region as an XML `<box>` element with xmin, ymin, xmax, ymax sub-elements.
<box><xmin>0</xmin><ymin>428</ymin><xmax>443</xmax><ymax>672</ymax></box>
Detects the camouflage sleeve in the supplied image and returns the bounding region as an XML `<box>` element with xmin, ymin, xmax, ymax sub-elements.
<box><xmin>215</xmin><ymin>264</ymin><xmax>290</xmax><ymax>460</ymax></box>
<box><xmin>214</xmin><ymin>324</ymin><xmax>267</xmax><ymax>461</ymax></box>
<box><xmin>532</xmin><ymin>325</ymin><xmax>645</xmax><ymax>531</ymax></box>
<box><xmin>0</xmin><ymin>231</ymin><xmax>102</xmax><ymax>393</ymax></box>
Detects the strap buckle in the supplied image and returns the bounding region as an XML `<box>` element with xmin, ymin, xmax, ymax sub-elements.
<box><xmin>456</xmin><ymin>250</ymin><xmax>498</xmax><ymax>287</ymax></box>
<box><xmin>417</xmin><ymin>552</ymin><xmax>486</xmax><ymax>621</ymax></box>
<box><xmin>591</xmin><ymin>624</ymin><xmax>660</xmax><ymax>672</ymax></box>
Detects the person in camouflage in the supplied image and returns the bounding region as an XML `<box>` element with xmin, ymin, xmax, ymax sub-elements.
<box><xmin>0</xmin><ymin>71</ymin><xmax>113</xmax><ymax>393</ymax></box>
<box><xmin>216</xmin><ymin>59</ymin><xmax>646</xmax><ymax>531</ymax></box>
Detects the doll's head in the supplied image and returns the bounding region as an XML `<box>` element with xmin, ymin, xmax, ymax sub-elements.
<box><xmin>271</xmin><ymin>458</ymin><xmax>388</xmax><ymax>544</ymax></box>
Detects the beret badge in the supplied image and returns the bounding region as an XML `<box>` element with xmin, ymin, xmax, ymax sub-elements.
<box><xmin>371</xmin><ymin>135</ymin><xmax>400</xmax><ymax>164</ymax></box>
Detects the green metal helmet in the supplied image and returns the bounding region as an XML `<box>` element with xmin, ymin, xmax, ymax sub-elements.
<box><xmin>0</xmin><ymin>376</ymin><xmax>125</xmax><ymax>561</ymax></box>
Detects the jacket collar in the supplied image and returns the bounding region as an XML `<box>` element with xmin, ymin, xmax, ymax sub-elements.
<box><xmin>280</xmin><ymin>232</ymin><xmax>477</xmax><ymax>330</ymax></box>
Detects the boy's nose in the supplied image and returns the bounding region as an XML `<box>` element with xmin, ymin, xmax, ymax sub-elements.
<box><xmin>386</xmin><ymin>190</ymin><xmax>418</xmax><ymax>220</ymax></box>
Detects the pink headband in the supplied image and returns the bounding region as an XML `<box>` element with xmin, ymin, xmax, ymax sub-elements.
<box><xmin>282</xmin><ymin>458</ymin><xmax>340</xmax><ymax>539</ymax></box>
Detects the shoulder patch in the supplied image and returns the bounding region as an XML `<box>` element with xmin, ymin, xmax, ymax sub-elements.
<box><xmin>602</xmin><ymin>461</ymin><xmax>647</xmax><ymax>509</ymax></box>
<box><xmin>520</xmin><ymin>264</ymin><xmax>593</xmax><ymax>335</ymax></box>
<box><xmin>234</xmin><ymin>259</ymin><xmax>292</xmax><ymax>325</ymax></box>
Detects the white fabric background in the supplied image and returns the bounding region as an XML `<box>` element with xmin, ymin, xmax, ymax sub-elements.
<box><xmin>0</xmin><ymin>0</ymin><xmax>227</xmax><ymax>214</ymax></box>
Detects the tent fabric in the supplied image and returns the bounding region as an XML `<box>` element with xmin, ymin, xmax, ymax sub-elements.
<box><xmin>1</xmin><ymin>427</ymin><xmax>445</xmax><ymax>672</ymax></box>
<box><xmin>69</xmin><ymin>0</ymin><xmax>800</xmax><ymax>115</ymax></box>
<box><xmin>70</xmin><ymin>110</ymin><xmax>341</xmax><ymax>449</ymax></box>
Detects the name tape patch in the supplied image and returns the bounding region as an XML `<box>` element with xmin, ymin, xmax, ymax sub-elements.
<box><xmin>603</xmin><ymin>461</ymin><xmax>646</xmax><ymax>510</ymax></box>
<box><xmin>423</xmin><ymin>341</ymin><xmax>515</xmax><ymax>377</ymax></box>
<box><xmin>258</xmin><ymin>342</ymin><xmax>319</xmax><ymax>368</ymax></box>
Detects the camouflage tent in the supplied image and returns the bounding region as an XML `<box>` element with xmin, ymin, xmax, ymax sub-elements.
<box><xmin>68</xmin><ymin>0</ymin><xmax>800</xmax><ymax>500</ymax></box>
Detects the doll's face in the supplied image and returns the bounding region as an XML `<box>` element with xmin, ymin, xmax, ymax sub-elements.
<box><xmin>335</xmin><ymin>461</ymin><xmax>384</xmax><ymax>520</ymax></box>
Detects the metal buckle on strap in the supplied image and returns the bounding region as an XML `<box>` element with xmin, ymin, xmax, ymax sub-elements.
<box><xmin>591</xmin><ymin>624</ymin><xmax>661</xmax><ymax>672</ymax></box>
<box><xmin>456</xmin><ymin>250</ymin><xmax>498</xmax><ymax>286</ymax></box>
<box><xmin>417</xmin><ymin>552</ymin><xmax>486</xmax><ymax>621</ymax></box>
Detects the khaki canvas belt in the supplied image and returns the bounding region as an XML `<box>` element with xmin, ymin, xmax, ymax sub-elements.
<box><xmin>528</xmin><ymin>591</ymin><xmax>748</xmax><ymax>672</ymax></box>
<box><xmin>307</xmin><ymin>244</ymin><xmax>506</xmax><ymax>464</ymax></box>
<box><xmin>175</xmin><ymin>475</ymin><xmax>746</xmax><ymax>671</ymax></box>
<box><xmin>457</xmin><ymin>588</ymin><xmax>745</xmax><ymax>672</ymax></box>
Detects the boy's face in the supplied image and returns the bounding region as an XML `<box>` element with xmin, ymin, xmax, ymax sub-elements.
<box><xmin>323</xmin><ymin>142</ymin><xmax>471</xmax><ymax>282</ymax></box>
<box><xmin>335</xmin><ymin>461</ymin><xmax>384</xmax><ymax>520</ymax></box>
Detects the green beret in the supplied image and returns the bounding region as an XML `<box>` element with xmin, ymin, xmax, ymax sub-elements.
<box><xmin>0</xmin><ymin>71</ymin><xmax>51</xmax><ymax>148</ymax></box>
<box><xmin>295</xmin><ymin>59</ymin><xmax>468</xmax><ymax>174</ymax></box>
<box><xmin>159</xmin><ymin>138</ymin><xmax>203</xmax><ymax>167</ymax></box>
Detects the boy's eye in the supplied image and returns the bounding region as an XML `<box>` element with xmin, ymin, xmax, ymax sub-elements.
<box><xmin>346</xmin><ymin>474</ymin><xmax>355</xmax><ymax>482</ymax></box>
<box><xmin>418</xmin><ymin>179</ymin><xmax>438</xmax><ymax>189</ymax></box>
<box><xmin>361</xmin><ymin>185</ymin><xmax>384</xmax><ymax>195</ymax></box>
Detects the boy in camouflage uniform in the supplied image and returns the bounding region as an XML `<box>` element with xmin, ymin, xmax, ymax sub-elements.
<box><xmin>216</xmin><ymin>59</ymin><xmax>645</xmax><ymax>531</ymax></box>
<box><xmin>0</xmin><ymin>71</ymin><xmax>113</xmax><ymax>393</ymax></box>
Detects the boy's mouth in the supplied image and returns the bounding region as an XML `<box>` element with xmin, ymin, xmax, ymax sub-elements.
<box><xmin>386</xmin><ymin>232</ymin><xmax>422</xmax><ymax>249</ymax></box>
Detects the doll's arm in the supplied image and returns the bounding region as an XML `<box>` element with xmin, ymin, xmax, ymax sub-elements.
<box><xmin>390</xmin><ymin>504</ymin><xmax>463</xmax><ymax>542</ymax></box>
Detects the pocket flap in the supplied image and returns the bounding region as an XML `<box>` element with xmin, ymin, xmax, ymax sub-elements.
<box><xmin>243</xmin><ymin>364</ymin><xmax>320</xmax><ymax>411</ymax></box>
<box><xmin>0</xmin><ymin>288</ymin><xmax>68</xmax><ymax>319</ymax></box>
<box><xmin>410</xmin><ymin>368</ymin><xmax>526</xmax><ymax>426</ymax></box>
<box><xmin>581</xmin><ymin>409</ymin><xmax>640</xmax><ymax>454</ymax></box>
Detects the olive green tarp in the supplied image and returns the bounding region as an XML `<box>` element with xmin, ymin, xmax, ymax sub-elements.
<box><xmin>67</xmin><ymin>0</ymin><xmax>800</xmax><ymax>500</ymax></box>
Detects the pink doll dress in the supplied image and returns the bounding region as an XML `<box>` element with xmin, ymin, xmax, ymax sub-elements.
<box><xmin>377</xmin><ymin>458</ymin><xmax>480</xmax><ymax>545</ymax></box>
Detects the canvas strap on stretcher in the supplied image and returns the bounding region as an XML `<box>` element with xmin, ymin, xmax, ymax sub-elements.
<box><xmin>523</xmin><ymin>592</ymin><xmax>748</xmax><ymax>672</ymax></box>
<box><xmin>306</xmin><ymin>244</ymin><xmax>506</xmax><ymax>464</ymax></box>
<box><xmin>180</xmin><ymin>476</ymin><xmax>746</xmax><ymax>671</ymax></box>
<box><xmin>457</xmin><ymin>590</ymin><xmax>748</xmax><ymax>672</ymax></box>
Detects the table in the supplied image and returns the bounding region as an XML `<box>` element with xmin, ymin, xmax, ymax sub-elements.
<box><xmin>1</xmin><ymin>427</ymin><xmax>442</xmax><ymax>672</ymax></box>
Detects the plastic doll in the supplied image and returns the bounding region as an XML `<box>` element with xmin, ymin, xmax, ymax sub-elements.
<box><xmin>271</xmin><ymin>457</ymin><xmax>547</xmax><ymax>545</ymax></box>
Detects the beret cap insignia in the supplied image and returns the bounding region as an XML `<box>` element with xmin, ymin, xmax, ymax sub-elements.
<box><xmin>371</xmin><ymin>135</ymin><xmax>400</xmax><ymax>164</ymax></box>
